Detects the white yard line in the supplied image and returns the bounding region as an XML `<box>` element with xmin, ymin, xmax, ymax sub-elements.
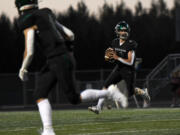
<box><xmin>68</xmin><ymin>128</ymin><xmax>180</xmax><ymax>135</ymax></box>
<box><xmin>56</xmin><ymin>118</ymin><xmax>180</xmax><ymax>126</ymax></box>
<box><xmin>0</xmin><ymin>127</ymin><xmax>36</xmax><ymax>132</ymax></box>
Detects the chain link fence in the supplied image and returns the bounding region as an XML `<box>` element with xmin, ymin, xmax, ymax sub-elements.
<box><xmin>0</xmin><ymin>69</ymin><xmax>151</xmax><ymax>108</ymax></box>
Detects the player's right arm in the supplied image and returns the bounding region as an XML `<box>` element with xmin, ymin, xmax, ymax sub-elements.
<box><xmin>55</xmin><ymin>21</ymin><xmax>74</xmax><ymax>41</ymax></box>
<box><xmin>19</xmin><ymin>25</ymin><xmax>37</xmax><ymax>81</ymax></box>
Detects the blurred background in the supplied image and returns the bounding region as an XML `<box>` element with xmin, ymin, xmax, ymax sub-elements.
<box><xmin>0</xmin><ymin>0</ymin><xmax>180</xmax><ymax>110</ymax></box>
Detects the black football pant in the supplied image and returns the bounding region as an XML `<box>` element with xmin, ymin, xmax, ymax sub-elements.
<box><xmin>34</xmin><ymin>53</ymin><xmax>81</xmax><ymax>104</ymax></box>
<box><xmin>104</xmin><ymin>65</ymin><xmax>135</xmax><ymax>97</ymax></box>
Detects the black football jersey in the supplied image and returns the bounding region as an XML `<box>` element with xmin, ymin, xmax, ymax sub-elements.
<box><xmin>17</xmin><ymin>8</ymin><xmax>68</xmax><ymax>58</ymax></box>
<box><xmin>110</xmin><ymin>38</ymin><xmax>137</xmax><ymax>70</ymax></box>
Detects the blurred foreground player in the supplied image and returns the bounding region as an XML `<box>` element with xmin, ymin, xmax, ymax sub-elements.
<box><xmin>89</xmin><ymin>21</ymin><xmax>150</xmax><ymax>114</ymax></box>
<box><xmin>15</xmin><ymin>0</ymin><xmax>126</xmax><ymax>135</ymax></box>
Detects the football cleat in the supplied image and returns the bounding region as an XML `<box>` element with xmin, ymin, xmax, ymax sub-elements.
<box><xmin>142</xmin><ymin>88</ymin><xmax>151</xmax><ymax>108</ymax></box>
<box><xmin>135</xmin><ymin>87</ymin><xmax>151</xmax><ymax>104</ymax></box>
<box><xmin>88</xmin><ymin>106</ymin><xmax>100</xmax><ymax>114</ymax></box>
<box><xmin>143</xmin><ymin>100</ymin><xmax>149</xmax><ymax>108</ymax></box>
<box><xmin>143</xmin><ymin>88</ymin><xmax>151</xmax><ymax>103</ymax></box>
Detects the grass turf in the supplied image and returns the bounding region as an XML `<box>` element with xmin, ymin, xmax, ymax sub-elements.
<box><xmin>0</xmin><ymin>108</ymin><xmax>180</xmax><ymax>135</ymax></box>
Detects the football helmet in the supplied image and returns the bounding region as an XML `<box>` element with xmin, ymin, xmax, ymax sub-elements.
<box><xmin>115</xmin><ymin>21</ymin><xmax>130</xmax><ymax>40</ymax></box>
<box><xmin>15</xmin><ymin>0</ymin><xmax>38</xmax><ymax>12</ymax></box>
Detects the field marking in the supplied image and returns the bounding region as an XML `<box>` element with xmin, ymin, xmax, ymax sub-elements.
<box><xmin>0</xmin><ymin>127</ymin><xmax>36</xmax><ymax>132</ymax></box>
<box><xmin>68</xmin><ymin>128</ymin><xmax>180</xmax><ymax>135</ymax></box>
<box><xmin>0</xmin><ymin>118</ymin><xmax>180</xmax><ymax>132</ymax></box>
<box><xmin>55</xmin><ymin>118</ymin><xmax>180</xmax><ymax>127</ymax></box>
<box><xmin>1</xmin><ymin>115</ymin><xmax>180</xmax><ymax>126</ymax></box>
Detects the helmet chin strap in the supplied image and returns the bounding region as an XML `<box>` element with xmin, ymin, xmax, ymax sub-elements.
<box><xmin>19</xmin><ymin>4</ymin><xmax>38</xmax><ymax>11</ymax></box>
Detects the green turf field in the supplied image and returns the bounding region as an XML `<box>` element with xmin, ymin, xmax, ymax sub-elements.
<box><xmin>0</xmin><ymin>108</ymin><xmax>180</xmax><ymax>135</ymax></box>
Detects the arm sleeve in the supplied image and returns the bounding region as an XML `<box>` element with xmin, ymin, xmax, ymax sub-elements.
<box><xmin>20</xmin><ymin>28</ymin><xmax>35</xmax><ymax>70</ymax></box>
<box><xmin>55</xmin><ymin>21</ymin><xmax>75</xmax><ymax>41</ymax></box>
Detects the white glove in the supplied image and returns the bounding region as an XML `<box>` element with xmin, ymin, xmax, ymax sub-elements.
<box><xmin>19</xmin><ymin>69</ymin><xmax>28</xmax><ymax>81</ymax></box>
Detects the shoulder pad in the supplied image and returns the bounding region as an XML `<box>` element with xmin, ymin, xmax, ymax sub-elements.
<box><xmin>17</xmin><ymin>12</ymin><xmax>35</xmax><ymax>31</ymax></box>
<box><xmin>129</xmin><ymin>40</ymin><xmax>138</xmax><ymax>48</ymax></box>
<box><xmin>114</xmin><ymin>38</ymin><xmax>119</xmax><ymax>41</ymax></box>
<box><xmin>39</xmin><ymin>8</ymin><xmax>52</xmax><ymax>13</ymax></box>
<box><xmin>129</xmin><ymin>40</ymin><xmax>135</xmax><ymax>44</ymax></box>
<box><xmin>111</xmin><ymin>38</ymin><xmax>119</xmax><ymax>45</ymax></box>
<box><xmin>39</xmin><ymin>8</ymin><xmax>56</xmax><ymax>19</ymax></box>
<box><xmin>113</xmin><ymin>38</ymin><xmax>119</xmax><ymax>43</ymax></box>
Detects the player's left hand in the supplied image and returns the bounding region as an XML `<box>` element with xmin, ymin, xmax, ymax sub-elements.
<box><xmin>19</xmin><ymin>69</ymin><xmax>29</xmax><ymax>81</ymax></box>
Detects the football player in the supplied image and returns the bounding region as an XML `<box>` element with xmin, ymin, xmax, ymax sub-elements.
<box><xmin>89</xmin><ymin>21</ymin><xmax>150</xmax><ymax>114</ymax></box>
<box><xmin>15</xmin><ymin>0</ymin><xmax>126</xmax><ymax>135</ymax></box>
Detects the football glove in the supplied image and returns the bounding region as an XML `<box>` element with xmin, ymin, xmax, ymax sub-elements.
<box><xmin>19</xmin><ymin>68</ymin><xmax>29</xmax><ymax>81</ymax></box>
